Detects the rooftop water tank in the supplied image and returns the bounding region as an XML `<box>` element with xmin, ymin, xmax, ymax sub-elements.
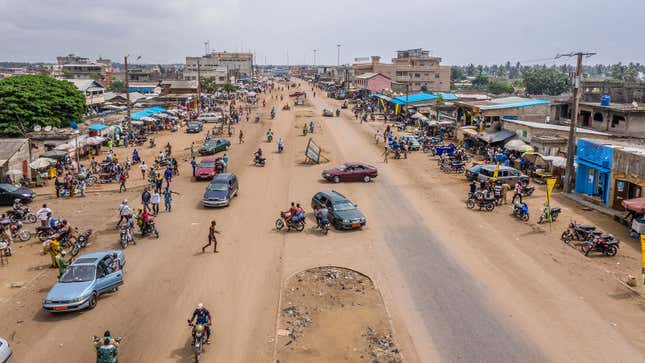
<box><xmin>601</xmin><ymin>95</ymin><xmax>611</xmax><ymax>106</ymax></box>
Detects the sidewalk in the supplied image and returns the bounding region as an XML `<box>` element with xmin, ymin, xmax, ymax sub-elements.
<box><xmin>559</xmin><ymin>192</ymin><xmax>625</xmax><ymax>220</ymax></box>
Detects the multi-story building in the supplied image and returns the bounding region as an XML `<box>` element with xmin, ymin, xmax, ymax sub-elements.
<box><xmin>352</xmin><ymin>49</ymin><xmax>451</xmax><ymax>93</ymax></box>
<box><xmin>54</xmin><ymin>54</ymin><xmax>105</xmax><ymax>79</ymax></box>
<box><xmin>184</xmin><ymin>51</ymin><xmax>253</xmax><ymax>82</ymax></box>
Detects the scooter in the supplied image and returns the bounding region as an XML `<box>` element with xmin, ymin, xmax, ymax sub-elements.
<box><xmin>512</xmin><ymin>202</ymin><xmax>530</xmax><ymax>222</ymax></box>
<box><xmin>253</xmin><ymin>155</ymin><xmax>266</xmax><ymax>167</ymax></box>
<box><xmin>538</xmin><ymin>207</ymin><xmax>561</xmax><ymax>224</ymax></box>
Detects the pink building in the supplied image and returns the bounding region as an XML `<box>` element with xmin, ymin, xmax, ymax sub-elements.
<box><xmin>354</xmin><ymin>72</ymin><xmax>391</xmax><ymax>94</ymax></box>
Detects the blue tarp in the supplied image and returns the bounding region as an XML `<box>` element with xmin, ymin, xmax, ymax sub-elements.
<box><xmin>479</xmin><ymin>100</ymin><xmax>549</xmax><ymax>110</ymax></box>
<box><xmin>393</xmin><ymin>93</ymin><xmax>437</xmax><ymax>104</ymax></box>
<box><xmin>88</xmin><ymin>124</ymin><xmax>107</xmax><ymax>131</ymax></box>
<box><xmin>435</xmin><ymin>92</ymin><xmax>458</xmax><ymax>101</ymax></box>
<box><xmin>128</xmin><ymin>87</ymin><xmax>155</xmax><ymax>94</ymax></box>
<box><xmin>130</xmin><ymin>106</ymin><xmax>166</xmax><ymax>120</ymax></box>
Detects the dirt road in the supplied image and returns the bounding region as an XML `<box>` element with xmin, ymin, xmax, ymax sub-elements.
<box><xmin>1</xmin><ymin>82</ymin><xmax>644</xmax><ymax>362</ymax></box>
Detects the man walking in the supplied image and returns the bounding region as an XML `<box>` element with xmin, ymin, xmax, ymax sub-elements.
<box><xmin>140</xmin><ymin>161</ymin><xmax>148</xmax><ymax>179</ymax></box>
<box><xmin>191</xmin><ymin>157</ymin><xmax>197</xmax><ymax>177</ymax></box>
<box><xmin>151</xmin><ymin>190</ymin><xmax>160</xmax><ymax>216</ymax></box>
<box><xmin>382</xmin><ymin>145</ymin><xmax>389</xmax><ymax>164</ymax></box>
<box><xmin>141</xmin><ymin>188</ymin><xmax>151</xmax><ymax>213</ymax></box>
<box><xmin>163</xmin><ymin>188</ymin><xmax>178</xmax><ymax>212</ymax></box>
<box><xmin>512</xmin><ymin>181</ymin><xmax>523</xmax><ymax>204</ymax></box>
<box><xmin>118</xmin><ymin>171</ymin><xmax>127</xmax><ymax>193</ymax></box>
<box><xmin>201</xmin><ymin>220</ymin><xmax>220</xmax><ymax>253</ymax></box>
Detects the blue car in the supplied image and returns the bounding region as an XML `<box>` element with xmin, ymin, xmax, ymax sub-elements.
<box><xmin>43</xmin><ymin>250</ymin><xmax>125</xmax><ymax>313</ymax></box>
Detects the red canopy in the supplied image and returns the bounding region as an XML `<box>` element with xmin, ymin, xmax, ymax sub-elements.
<box><xmin>621</xmin><ymin>197</ymin><xmax>645</xmax><ymax>213</ymax></box>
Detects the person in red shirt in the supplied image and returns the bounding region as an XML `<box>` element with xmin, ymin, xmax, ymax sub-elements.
<box><xmin>119</xmin><ymin>171</ymin><xmax>127</xmax><ymax>193</ymax></box>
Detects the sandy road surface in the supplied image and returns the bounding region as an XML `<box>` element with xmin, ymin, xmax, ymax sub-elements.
<box><xmin>1</xmin><ymin>81</ymin><xmax>644</xmax><ymax>363</ymax></box>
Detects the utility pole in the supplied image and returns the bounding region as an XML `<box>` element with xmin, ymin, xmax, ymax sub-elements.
<box><xmin>557</xmin><ymin>51</ymin><xmax>596</xmax><ymax>193</ymax></box>
<box><xmin>196</xmin><ymin>60</ymin><xmax>201</xmax><ymax>116</ymax></box>
<box><xmin>313</xmin><ymin>49</ymin><xmax>317</xmax><ymax>66</ymax></box>
<box><xmin>337</xmin><ymin>44</ymin><xmax>341</xmax><ymax>66</ymax></box>
<box><xmin>124</xmin><ymin>56</ymin><xmax>131</xmax><ymax>132</ymax></box>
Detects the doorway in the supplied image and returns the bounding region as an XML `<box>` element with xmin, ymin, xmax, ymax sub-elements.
<box><xmin>613</xmin><ymin>180</ymin><xmax>642</xmax><ymax>210</ymax></box>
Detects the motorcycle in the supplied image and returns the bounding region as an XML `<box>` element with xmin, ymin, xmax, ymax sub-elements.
<box><xmin>303</xmin><ymin>127</ymin><xmax>308</xmax><ymax>136</ymax></box>
<box><xmin>70</xmin><ymin>229</ymin><xmax>92</xmax><ymax>257</ymax></box>
<box><xmin>582</xmin><ymin>234</ymin><xmax>619</xmax><ymax>257</ymax></box>
<box><xmin>138</xmin><ymin>217</ymin><xmax>160</xmax><ymax>238</ymax></box>
<box><xmin>440</xmin><ymin>161</ymin><xmax>466</xmax><ymax>174</ymax></box>
<box><xmin>275</xmin><ymin>212</ymin><xmax>305</xmax><ymax>232</ymax></box>
<box><xmin>119</xmin><ymin>224</ymin><xmax>135</xmax><ymax>249</ymax></box>
<box><xmin>466</xmin><ymin>196</ymin><xmax>496</xmax><ymax>212</ymax></box>
<box><xmin>7</xmin><ymin>221</ymin><xmax>31</xmax><ymax>242</ymax></box>
<box><xmin>6</xmin><ymin>208</ymin><xmax>37</xmax><ymax>224</ymax></box>
<box><xmin>267</xmin><ymin>134</ymin><xmax>273</xmax><ymax>143</ymax></box>
<box><xmin>188</xmin><ymin>322</ymin><xmax>208</xmax><ymax>362</ymax></box>
<box><xmin>253</xmin><ymin>155</ymin><xmax>266</xmax><ymax>167</ymax></box>
<box><xmin>271</xmin><ymin>111</ymin><xmax>276</xmax><ymax>119</ymax></box>
<box><xmin>561</xmin><ymin>221</ymin><xmax>599</xmax><ymax>245</ymax></box>
<box><xmin>315</xmin><ymin>217</ymin><xmax>330</xmax><ymax>235</ymax></box>
<box><xmin>93</xmin><ymin>335</ymin><xmax>122</xmax><ymax>363</ymax></box>
<box><xmin>521</xmin><ymin>184</ymin><xmax>535</xmax><ymax>197</ymax></box>
<box><xmin>37</xmin><ymin>224</ymin><xmax>66</xmax><ymax>242</ymax></box>
<box><xmin>336</xmin><ymin>109</ymin><xmax>341</xmax><ymax>117</ymax></box>
<box><xmin>59</xmin><ymin>185</ymin><xmax>81</xmax><ymax>198</ymax></box>
<box><xmin>538</xmin><ymin>207</ymin><xmax>561</xmax><ymax>224</ymax></box>
<box><xmin>512</xmin><ymin>202</ymin><xmax>530</xmax><ymax>222</ymax></box>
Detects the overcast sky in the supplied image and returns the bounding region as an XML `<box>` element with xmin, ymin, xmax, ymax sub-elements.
<box><xmin>0</xmin><ymin>0</ymin><xmax>642</xmax><ymax>66</ymax></box>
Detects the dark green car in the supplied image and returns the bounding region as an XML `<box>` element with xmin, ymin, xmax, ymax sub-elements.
<box><xmin>311</xmin><ymin>190</ymin><xmax>366</xmax><ymax>230</ymax></box>
<box><xmin>198</xmin><ymin>139</ymin><xmax>231</xmax><ymax>155</ymax></box>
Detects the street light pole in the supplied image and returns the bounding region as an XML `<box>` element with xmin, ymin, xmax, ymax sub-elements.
<box><xmin>313</xmin><ymin>49</ymin><xmax>317</xmax><ymax>66</ymax></box>
<box><xmin>337</xmin><ymin>44</ymin><xmax>341</xmax><ymax>66</ymax></box>
<box><xmin>124</xmin><ymin>56</ymin><xmax>131</xmax><ymax>132</ymax></box>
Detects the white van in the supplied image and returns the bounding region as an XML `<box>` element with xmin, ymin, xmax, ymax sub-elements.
<box><xmin>197</xmin><ymin>113</ymin><xmax>223</xmax><ymax>123</ymax></box>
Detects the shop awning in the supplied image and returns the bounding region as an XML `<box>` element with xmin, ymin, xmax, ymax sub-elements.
<box><xmin>88</xmin><ymin>124</ymin><xmax>107</xmax><ymax>131</ymax></box>
<box><xmin>575</xmin><ymin>158</ymin><xmax>611</xmax><ymax>173</ymax></box>
<box><xmin>622</xmin><ymin>198</ymin><xmax>645</xmax><ymax>213</ymax></box>
<box><xmin>477</xmin><ymin>129</ymin><xmax>516</xmax><ymax>144</ymax></box>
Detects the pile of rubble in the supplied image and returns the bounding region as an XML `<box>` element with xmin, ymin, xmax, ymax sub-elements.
<box><xmin>281</xmin><ymin>305</ymin><xmax>311</xmax><ymax>340</ymax></box>
<box><xmin>364</xmin><ymin>326</ymin><xmax>402</xmax><ymax>363</ymax></box>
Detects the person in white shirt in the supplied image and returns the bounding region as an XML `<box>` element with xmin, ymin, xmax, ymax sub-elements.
<box><xmin>140</xmin><ymin>162</ymin><xmax>148</xmax><ymax>179</ymax></box>
<box><xmin>151</xmin><ymin>191</ymin><xmax>161</xmax><ymax>216</ymax></box>
<box><xmin>37</xmin><ymin>204</ymin><xmax>52</xmax><ymax>227</ymax></box>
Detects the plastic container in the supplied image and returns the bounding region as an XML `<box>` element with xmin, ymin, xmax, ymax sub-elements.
<box><xmin>601</xmin><ymin>95</ymin><xmax>611</xmax><ymax>106</ymax></box>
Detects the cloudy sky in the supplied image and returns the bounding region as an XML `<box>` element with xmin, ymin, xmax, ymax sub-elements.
<box><xmin>0</xmin><ymin>0</ymin><xmax>642</xmax><ymax>66</ymax></box>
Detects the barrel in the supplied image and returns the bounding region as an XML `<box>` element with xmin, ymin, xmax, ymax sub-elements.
<box><xmin>601</xmin><ymin>95</ymin><xmax>611</xmax><ymax>106</ymax></box>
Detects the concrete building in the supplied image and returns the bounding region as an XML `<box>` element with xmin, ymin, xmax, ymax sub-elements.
<box><xmin>455</xmin><ymin>97</ymin><xmax>551</xmax><ymax>125</ymax></box>
<box><xmin>353</xmin><ymin>73</ymin><xmax>391</xmax><ymax>93</ymax></box>
<box><xmin>582</xmin><ymin>80</ymin><xmax>645</xmax><ymax>104</ymax></box>
<box><xmin>0</xmin><ymin>139</ymin><xmax>31</xmax><ymax>180</ymax></box>
<box><xmin>185</xmin><ymin>51</ymin><xmax>253</xmax><ymax>81</ymax></box>
<box><xmin>160</xmin><ymin>80</ymin><xmax>198</xmax><ymax>95</ymax></box>
<box><xmin>352</xmin><ymin>49</ymin><xmax>450</xmax><ymax>93</ymax></box>
<box><xmin>502</xmin><ymin>119</ymin><xmax>610</xmax><ymax>157</ymax></box>
<box><xmin>574</xmin><ymin>138</ymin><xmax>645</xmax><ymax>210</ymax></box>
<box><xmin>577</xmin><ymin>102</ymin><xmax>645</xmax><ymax>136</ymax></box>
<box><xmin>54</xmin><ymin>54</ymin><xmax>105</xmax><ymax>79</ymax></box>
<box><xmin>66</xmin><ymin>79</ymin><xmax>105</xmax><ymax>105</ymax></box>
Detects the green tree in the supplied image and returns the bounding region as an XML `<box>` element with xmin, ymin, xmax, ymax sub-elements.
<box><xmin>472</xmin><ymin>74</ymin><xmax>489</xmax><ymax>89</ymax></box>
<box><xmin>435</xmin><ymin>94</ymin><xmax>445</xmax><ymax>105</ymax></box>
<box><xmin>200</xmin><ymin>77</ymin><xmax>218</xmax><ymax>93</ymax></box>
<box><xmin>108</xmin><ymin>79</ymin><xmax>126</xmax><ymax>93</ymax></box>
<box><xmin>522</xmin><ymin>68</ymin><xmax>569</xmax><ymax>96</ymax></box>
<box><xmin>624</xmin><ymin>63</ymin><xmax>639</xmax><ymax>82</ymax></box>
<box><xmin>486</xmin><ymin>79</ymin><xmax>514</xmax><ymax>95</ymax></box>
<box><xmin>450</xmin><ymin>66</ymin><xmax>465</xmax><ymax>81</ymax></box>
<box><xmin>610</xmin><ymin>63</ymin><xmax>625</xmax><ymax>80</ymax></box>
<box><xmin>420</xmin><ymin>85</ymin><xmax>429</xmax><ymax>92</ymax></box>
<box><xmin>0</xmin><ymin>75</ymin><xmax>86</xmax><ymax>136</ymax></box>
<box><xmin>221</xmin><ymin>82</ymin><xmax>237</xmax><ymax>94</ymax></box>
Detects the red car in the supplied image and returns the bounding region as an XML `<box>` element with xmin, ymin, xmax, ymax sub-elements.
<box><xmin>195</xmin><ymin>157</ymin><xmax>217</xmax><ymax>180</ymax></box>
<box><xmin>322</xmin><ymin>162</ymin><xmax>378</xmax><ymax>183</ymax></box>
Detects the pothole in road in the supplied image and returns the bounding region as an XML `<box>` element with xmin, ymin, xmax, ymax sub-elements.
<box><xmin>275</xmin><ymin>266</ymin><xmax>402</xmax><ymax>362</ymax></box>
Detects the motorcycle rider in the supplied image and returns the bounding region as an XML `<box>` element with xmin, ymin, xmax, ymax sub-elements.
<box><xmin>95</xmin><ymin>330</ymin><xmax>119</xmax><ymax>363</ymax></box>
<box><xmin>132</xmin><ymin>149</ymin><xmax>140</xmax><ymax>163</ymax></box>
<box><xmin>283</xmin><ymin>202</ymin><xmax>297</xmax><ymax>224</ymax></box>
<box><xmin>11</xmin><ymin>199</ymin><xmax>27</xmax><ymax>219</ymax></box>
<box><xmin>55</xmin><ymin>219</ymin><xmax>75</xmax><ymax>243</ymax></box>
<box><xmin>309</xmin><ymin>121</ymin><xmax>314</xmax><ymax>134</ymax></box>
<box><xmin>266</xmin><ymin>128</ymin><xmax>274</xmax><ymax>142</ymax></box>
<box><xmin>139</xmin><ymin>209</ymin><xmax>151</xmax><ymax>235</ymax></box>
<box><xmin>254</xmin><ymin>148</ymin><xmax>265</xmax><ymax>164</ymax></box>
<box><xmin>188</xmin><ymin>303</ymin><xmax>212</xmax><ymax>344</ymax></box>
<box><xmin>314</xmin><ymin>205</ymin><xmax>329</xmax><ymax>228</ymax></box>
<box><xmin>277</xmin><ymin>138</ymin><xmax>284</xmax><ymax>152</ymax></box>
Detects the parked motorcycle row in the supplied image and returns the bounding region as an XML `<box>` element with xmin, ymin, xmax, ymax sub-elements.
<box><xmin>561</xmin><ymin>221</ymin><xmax>620</xmax><ymax>257</ymax></box>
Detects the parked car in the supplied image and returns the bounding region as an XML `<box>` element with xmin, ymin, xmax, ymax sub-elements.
<box><xmin>203</xmin><ymin>173</ymin><xmax>238</xmax><ymax>207</ymax></box>
<box><xmin>311</xmin><ymin>190</ymin><xmax>366</xmax><ymax>230</ymax></box>
<box><xmin>322</xmin><ymin>109</ymin><xmax>334</xmax><ymax>117</ymax></box>
<box><xmin>197</xmin><ymin>113</ymin><xmax>223</xmax><ymax>123</ymax></box>
<box><xmin>322</xmin><ymin>162</ymin><xmax>377</xmax><ymax>183</ymax></box>
<box><xmin>465</xmin><ymin>164</ymin><xmax>485</xmax><ymax>181</ymax></box>
<box><xmin>399</xmin><ymin>135</ymin><xmax>421</xmax><ymax>151</ymax></box>
<box><xmin>43</xmin><ymin>250</ymin><xmax>125</xmax><ymax>313</ymax></box>
<box><xmin>186</xmin><ymin>121</ymin><xmax>203</xmax><ymax>133</ymax></box>
<box><xmin>476</xmin><ymin>165</ymin><xmax>529</xmax><ymax>186</ymax></box>
<box><xmin>194</xmin><ymin>157</ymin><xmax>217</xmax><ymax>180</ymax></box>
<box><xmin>289</xmin><ymin>91</ymin><xmax>305</xmax><ymax>97</ymax></box>
<box><xmin>0</xmin><ymin>337</ymin><xmax>12</xmax><ymax>363</ymax></box>
<box><xmin>198</xmin><ymin>139</ymin><xmax>230</xmax><ymax>155</ymax></box>
<box><xmin>0</xmin><ymin>184</ymin><xmax>36</xmax><ymax>205</ymax></box>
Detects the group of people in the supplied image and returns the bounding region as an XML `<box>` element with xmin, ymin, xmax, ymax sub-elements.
<box><xmin>469</xmin><ymin>179</ymin><xmax>525</xmax><ymax>206</ymax></box>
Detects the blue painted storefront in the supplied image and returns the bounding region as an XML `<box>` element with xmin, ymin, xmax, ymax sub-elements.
<box><xmin>575</xmin><ymin>139</ymin><xmax>612</xmax><ymax>206</ymax></box>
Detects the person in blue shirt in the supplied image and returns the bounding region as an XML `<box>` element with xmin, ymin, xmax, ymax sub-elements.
<box><xmin>188</xmin><ymin>303</ymin><xmax>212</xmax><ymax>343</ymax></box>
<box><xmin>309</xmin><ymin>121</ymin><xmax>314</xmax><ymax>134</ymax></box>
<box><xmin>191</xmin><ymin>157</ymin><xmax>197</xmax><ymax>177</ymax></box>
<box><xmin>164</xmin><ymin>167</ymin><xmax>173</xmax><ymax>188</ymax></box>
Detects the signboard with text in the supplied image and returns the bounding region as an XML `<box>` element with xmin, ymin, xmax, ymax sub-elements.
<box><xmin>305</xmin><ymin>138</ymin><xmax>321</xmax><ymax>164</ymax></box>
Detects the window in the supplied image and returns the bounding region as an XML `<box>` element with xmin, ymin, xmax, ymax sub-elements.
<box><xmin>415</xmin><ymin>73</ymin><xmax>420</xmax><ymax>78</ymax></box>
<box><xmin>435</xmin><ymin>73</ymin><xmax>440</xmax><ymax>78</ymax></box>
<box><xmin>418</xmin><ymin>61</ymin><xmax>425</xmax><ymax>66</ymax></box>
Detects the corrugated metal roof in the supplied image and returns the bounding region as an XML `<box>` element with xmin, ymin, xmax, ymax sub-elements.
<box><xmin>478</xmin><ymin>99</ymin><xmax>549</xmax><ymax>110</ymax></box>
<box><xmin>393</xmin><ymin>93</ymin><xmax>437</xmax><ymax>104</ymax></box>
